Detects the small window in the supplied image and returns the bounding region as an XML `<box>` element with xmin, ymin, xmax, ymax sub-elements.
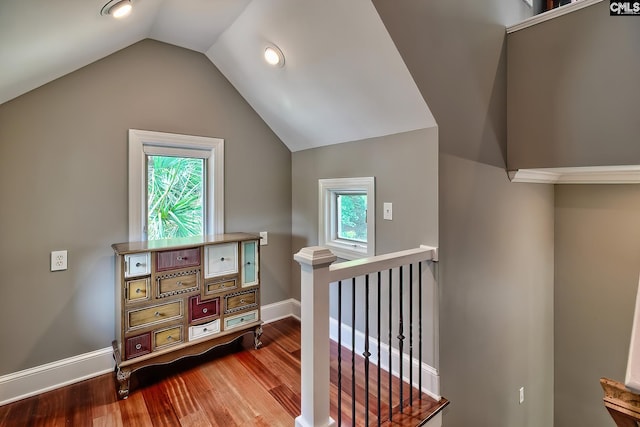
<box><xmin>319</xmin><ymin>177</ymin><xmax>375</xmax><ymax>260</ymax></box>
<box><xmin>129</xmin><ymin>129</ymin><xmax>224</xmax><ymax>241</ymax></box>
<box><xmin>147</xmin><ymin>155</ymin><xmax>205</xmax><ymax>240</ymax></box>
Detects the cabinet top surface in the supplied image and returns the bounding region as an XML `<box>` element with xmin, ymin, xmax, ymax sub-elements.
<box><xmin>112</xmin><ymin>233</ymin><xmax>259</xmax><ymax>255</ymax></box>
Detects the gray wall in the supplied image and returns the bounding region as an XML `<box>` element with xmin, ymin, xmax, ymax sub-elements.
<box><xmin>291</xmin><ymin>126</ymin><xmax>439</xmax><ymax>299</ymax></box>
<box><xmin>290</xmin><ymin>127</ymin><xmax>439</xmax><ymax>368</ymax></box>
<box><xmin>555</xmin><ymin>185</ymin><xmax>640</xmax><ymax>427</ymax></box>
<box><xmin>507</xmin><ymin>0</ymin><xmax>640</xmax><ymax>170</ymax></box>
<box><xmin>375</xmin><ymin>1</ymin><xmax>555</xmax><ymax>426</ymax></box>
<box><xmin>0</xmin><ymin>39</ymin><xmax>291</xmax><ymax>375</ymax></box>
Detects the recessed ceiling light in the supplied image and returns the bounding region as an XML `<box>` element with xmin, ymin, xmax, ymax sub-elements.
<box><xmin>101</xmin><ymin>0</ymin><xmax>132</xmax><ymax>18</ymax></box>
<box><xmin>264</xmin><ymin>45</ymin><xmax>285</xmax><ymax>68</ymax></box>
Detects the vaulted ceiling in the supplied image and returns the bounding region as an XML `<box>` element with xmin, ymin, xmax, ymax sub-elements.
<box><xmin>0</xmin><ymin>0</ymin><xmax>436</xmax><ymax>152</ymax></box>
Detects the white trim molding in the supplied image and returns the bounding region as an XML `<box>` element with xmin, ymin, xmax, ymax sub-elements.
<box><xmin>509</xmin><ymin>165</ymin><xmax>640</xmax><ymax>184</ymax></box>
<box><xmin>318</xmin><ymin>177</ymin><xmax>375</xmax><ymax>260</ymax></box>
<box><xmin>0</xmin><ymin>348</ymin><xmax>115</xmax><ymax>406</ymax></box>
<box><xmin>329</xmin><ymin>317</ymin><xmax>441</xmax><ymax>400</ymax></box>
<box><xmin>1</xmin><ymin>300</ymin><xmax>442</xmax><ymax>407</ymax></box>
<box><xmin>0</xmin><ymin>299</ymin><xmax>300</xmax><ymax>407</ymax></box>
<box><xmin>507</xmin><ymin>0</ymin><xmax>603</xmax><ymax>33</ymax></box>
<box><xmin>128</xmin><ymin>129</ymin><xmax>225</xmax><ymax>241</ymax></box>
<box><xmin>261</xmin><ymin>298</ymin><xmax>301</xmax><ymax>323</ymax></box>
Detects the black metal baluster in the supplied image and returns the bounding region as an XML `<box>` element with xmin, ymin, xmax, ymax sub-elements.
<box><xmin>398</xmin><ymin>266</ymin><xmax>404</xmax><ymax>412</ymax></box>
<box><xmin>352</xmin><ymin>277</ymin><xmax>356</xmax><ymax>426</ymax></box>
<box><xmin>419</xmin><ymin>262</ymin><xmax>423</xmax><ymax>399</ymax></box>
<box><xmin>409</xmin><ymin>263</ymin><xmax>414</xmax><ymax>407</ymax></box>
<box><xmin>388</xmin><ymin>268</ymin><xmax>393</xmax><ymax>421</ymax></box>
<box><xmin>364</xmin><ymin>274</ymin><xmax>371</xmax><ymax>426</ymax></box>
<box><xmin>338</xmin><ymin>280</ymin><xmax>342</xmax><ymax>426</ymax></box>
<box><xmin>377</xmin><ymin>271</ymin><xmax>382</xmax><ymax>427</ymax></box>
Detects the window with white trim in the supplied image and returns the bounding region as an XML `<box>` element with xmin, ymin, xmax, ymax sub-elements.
<box><xmin>319</xmin><ymin>177</ymin><xmax>375</xmax><ymax>260</ymax></box>
<box><xmin>128</xmin><ymin>129</ymin><xmax>224</xmax><ymax>241</ymax></box>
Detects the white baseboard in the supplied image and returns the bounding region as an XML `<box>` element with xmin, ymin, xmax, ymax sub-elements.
<box><xmin>0</xmin><ymin>348</ymin><xmax>115</xmax><ymax>406</ymax></box>
<box><xmin>0</xmin><ymin>299</ymin><xmax>439</xmax><ymax>407</ymax></box>
<box><xmin>0</xmin><ymin>299</ymin><xmax>301</xmax><ymax>407</ymax></box>
<box><xmin>261</xmin><ymin>298</ymin><xmax>301</xmax><ymax>323</ymax></box>
<box><xmin>329</xmin><ymin>317</ymin><xmax>441</xmax><ymax>400</ymax></box>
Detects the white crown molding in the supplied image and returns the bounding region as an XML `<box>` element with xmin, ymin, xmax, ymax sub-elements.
<box><xmin>509</xmin><ymin>165</ymin><xmax>640</xmax><ymax>184</ymax></box>
<box><xmin>507</xmin><ymin>0</ymin><xmax>603</xmax><ymax>33</ymax></box>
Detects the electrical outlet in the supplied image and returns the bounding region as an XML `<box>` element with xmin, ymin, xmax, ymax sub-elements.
<box><xmin>259</xmin><ymin>231</ymin><xmax>268</xmax><ymax>246</ymax></box>
<box><xmin>51</xmin><ymin>250</ymin><xmax>68</xmax><ymax>271</ymax></box>
<box><xmin>519</xmin><ymin>386</ymin><xmax>525</xmax><ymax>404</ymax></box>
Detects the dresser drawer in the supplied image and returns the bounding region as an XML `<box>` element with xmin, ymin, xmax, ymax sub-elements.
<box><xmin>125</xmin><ymin>277</ymin><xmax>150</xmax><ymax>303</ymax></box>
<box><xmin>156</xmin><ymin>270</ymin><xmax>199</xmax><ymax>297</ymax></box>
<box><xmin>204</xmin><ymin>242</ymin><xmax>238</xmax><ymax>278</ymax></box>
<box><xmin>156</xmin><ymin>247</ymin><xmax>201</xmax><ymax>272</ymax></box>
<box><xmin>203</xmin><ymin>277</ymin><xmax>237</xmax><ymax>297</ymax></box>
<box><xmin>124</xmin><ymin>253</ymin><xmax>150</xmax><ymax>278</ymax></box>
<box><xmin>224</xmin><ymin>310</ymin><xmax>259</xmax><ymax>331</ymax></box>
<box><xmin>224</xmin><ymin>290</ymin><xmax>258</xmax><ymax>314</ymax></box>
<box><xmin>153</xmin><ymin>325</ymin><xmax>183</xmax><ymax>349</ymax></box>
<box><xmin>127</xmin><ymin>300</ymin><xmax>183</xmax><ymax>330</ymax></box>
<box><xmin>188</xmin><ymin>318</ymin><xmax>220</xmax><ymax>341</ymax></box>
<box><xmin>125</xmin><ymin>332</ymin><xmax>151</xmax><ymax>360</ymax></box>
<box><xmin>189</xmin><ymin>295</ymin><xmax>220</xmax><ymax>323</ymax></box>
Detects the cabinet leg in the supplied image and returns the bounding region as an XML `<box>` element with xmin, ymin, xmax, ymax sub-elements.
<box><xmin>254</xmin><ymin>325</ymin><xmax>263</xmax><ymax>349</ymax></box>
<box><xmin>115</xmin><ymin>367</ymin><xmax>131</xmax><ymax>399</ymax></box>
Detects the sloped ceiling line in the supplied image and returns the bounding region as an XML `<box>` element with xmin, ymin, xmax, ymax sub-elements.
<box><xmin>0</xmin><ymin>0</ymin><xmax>435</xmax><ymax>152</ymax></box>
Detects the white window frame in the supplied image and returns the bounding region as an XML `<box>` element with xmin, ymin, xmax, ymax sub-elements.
<box><xmin>128</xmin><ymin>129</ymin><xmax>224</xmax><ymax>241</ymax></box>
<box><xmin>318</xmin><ymin>177</ymin><xmax>375</xmax><ymax>260</ymax></box>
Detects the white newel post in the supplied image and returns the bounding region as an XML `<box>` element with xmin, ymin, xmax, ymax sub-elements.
<box><xmin>294</xmin><ymin>246</ymin><xmax>337</xmax><ymax>427</ymax></box>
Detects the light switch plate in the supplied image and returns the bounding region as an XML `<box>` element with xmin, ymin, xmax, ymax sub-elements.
<box><xmin>259</xmin><ymin>231</ymin><xmax>268</xmax><ymax>246</ymax></box>
<box><xmin>383</xmin><ymin>202</ymin><xmax>393</xmax><ymax>220</ymax></box>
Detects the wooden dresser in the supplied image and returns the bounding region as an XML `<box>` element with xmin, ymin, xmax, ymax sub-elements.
<box><xmin>111</xmin><ymin>233</ymin><xmax>262</xmax><ymax>399</ymax></box>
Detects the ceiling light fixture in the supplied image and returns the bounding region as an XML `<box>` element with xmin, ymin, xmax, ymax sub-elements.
<box><xmin>101</xmin><ymin>0</ymin><xmax>132</xmax><ymax>18</ymax></box>
<box><xmin>264</xmin><ymin>44</ymin><xmax>285</xmax><ymax>68</ymax></box>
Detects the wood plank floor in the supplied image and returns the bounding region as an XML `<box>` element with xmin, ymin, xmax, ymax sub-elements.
<box><xmin>0</xmin><ymin>317</ymin><xmax>447</xmax><ymax>426</ymax></box>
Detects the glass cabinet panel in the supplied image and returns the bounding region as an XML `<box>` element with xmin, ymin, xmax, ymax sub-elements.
<box><xmin>241</xmin><ymin>240</ymin><xmax>259</xmax><ymax>287</ymax></box>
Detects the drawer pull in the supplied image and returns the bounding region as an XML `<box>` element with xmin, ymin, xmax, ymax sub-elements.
<box><xmin>247</xmin><ymin>261</ymin><xmax>251</xmax><ymax>265</ymax></box>
<box><xmin>240</xmin><ymin>299</ymin><xmax>245</xmax><ymax>304</ymax></box>
<box><xmin>167</xmin><ymin>335</ymin><xmax>173</xmax><ymax>341</ymax></box>
<box><xmin>202</xmin><ymin>308</ymin><xmax>208</xmax><ymax>313</ymax></box>
<box><xmin>154</xmin><ymin>311</ymin><xmax>161</xmax><ymax>317</ymax></box>
<box><xmin>135</xmin><ymin>288</ymin><xmax>141</xmax><ymax>293</ymax></box>
<box><xmin>135</xmin><ymin>262</ymin><xmax>144</xmax><ymax>267</ymax></box>
<box><xmin>220</xmin><ymin>257</ymin><xmax>226</xmax><ymax>262</ymax></box>
<box><xmin>176</xmin><ymin>281</ymin><xmax>182</xmax><ymax>286</ymax></box>
<box><xmin>176</xmin><ymin>256</ymin><xmax>187</xmax><ymax>261</ymax></box>
<box><xmin>203</xmin><ymin>328</ymin><xmax>208</xmax><ymax>332</ymax></box>
<box><xmin>135</xmin><ymin>343</ymin><xmax>142</xmax><ymax>350</ymax></box>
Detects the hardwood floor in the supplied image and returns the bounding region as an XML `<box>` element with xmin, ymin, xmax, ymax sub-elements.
<box><xmin>0</xmin><ymin>318</ymin><xmax>447</xmax><ymax>426</ymax></box>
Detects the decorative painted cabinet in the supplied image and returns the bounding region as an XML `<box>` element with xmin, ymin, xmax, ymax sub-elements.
<box><xmin>111</xmin><ymin>233</ymin><xmax>262</xmax><ymax>399</ymax></box>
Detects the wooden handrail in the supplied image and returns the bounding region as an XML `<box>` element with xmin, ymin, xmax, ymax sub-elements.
<box><xmin>601</xmin><ymin>377</ymin><xmax>640</xmax><ymax>426</ymax></box>
<box><xmin>328</xmin><ymin>245</ymin><xmax>437</xmax><ymax>282</ymax></box>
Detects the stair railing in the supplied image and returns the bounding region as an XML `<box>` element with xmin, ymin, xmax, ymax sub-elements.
<box><xmin>294</xmin><ymin>245</ymin><xmax>438</xmax><ymax>427</ymax></box>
